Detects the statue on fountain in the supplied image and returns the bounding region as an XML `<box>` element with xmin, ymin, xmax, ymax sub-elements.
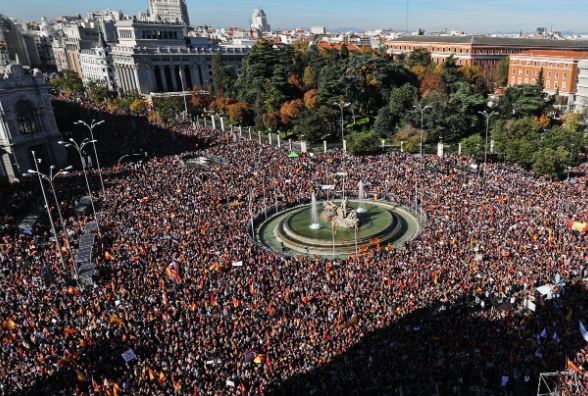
<box><xmin>320</xmin><ymin>198</ymin><xmax>360</xmax><ymax>229</ymax></box>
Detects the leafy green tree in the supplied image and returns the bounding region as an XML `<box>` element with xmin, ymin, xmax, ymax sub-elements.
<box><xmin>495</xmin><ymin>58</ymin><xmax>510</xmax><ymax>87</ymax></box>
<box><xmin>347</xmin><ymin>131</ymin><xmax>381</xmax><ymax>155</ymax></box>
<box><xmin>293</xmin><ymin>106</ymin><xmax>337</xmax><ymax>143</ymax></box>
<box><xmin>460</xmin><ymin>134</ymin><xmax>485</xmax><ymax>159</ymax></box>
<box><xmin>317</xmin><ymin>61</ymin><xmax>343</xmax><ymax>105</ymax></box>
<box><xmin>495</xmin><ymin>84</ymin><xmax>545</xmax><ymax>119</ymax></box>
<box><xmin>211</xmin><ymin>52</ymin><xmax>237</xmax><ymax>97</ymax></box>
<box><xmin>153</xmin><ymin>97</ymin><xmax>182</xmax><ymax>124</ymax></box>
<box><xmin>388</xmin><ymin>83</ymin><xmax>418</xmax><ymax>127</ymax></box>
<box><xmin>393</xmin><ymin>124</ymin><xmax>426</xmax><ymax>153</ymax></box>
<box><xmin>406</xmin><ymin>48</ymin><xmax>432</xmax><ymax>68</ymax></box>
<box><xmin>532</xmin><ymin>147</ymin><xmax>560</xmax><ymax>179</ymax></box>
<box><xmin>373</xmin><ymin>107</ymin><xmax>394</xmax><ymax>137</ymax></box>
<box><xmin>50</xmin><ymin>71</ymin><xmax>84</xmax><ymax>95</ymax></box>
<box><xmin>86</xmin><ymin>80</ymin><xmax>110</xmax><ymax>104</ymax></box>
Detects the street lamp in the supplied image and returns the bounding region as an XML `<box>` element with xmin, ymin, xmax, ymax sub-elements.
<box><xmin>26</xmin><ymin>164</ymin><xmax>76</xmax><ymax>274</ymax></box>
<box><xmin>59</xmin><ymin>138</ymin><xmax>101</xmax><ymax>235</ymax></box>
<box><xmin>479</xmin><ymin>110</ymin><xmax>497</xmax><ymax>178</ymax></box>
<box><xmin>74</xmin><ymin>119</ymin><xmax>106</xmax><ymax>198</ymax></box>
<box><xmin>29</xmin><ymin>151</ymin><xmax>67</xmax><ymax>273</ymax></box>
<box><xmin>333</xmin><ymin>102</ymin><xmax>351</xmax><ymax>144</ymax></box>
<box><xmin>413</xmin><ymin>103</ymin><xmax>432</xmax><ymax>160</ymax></box>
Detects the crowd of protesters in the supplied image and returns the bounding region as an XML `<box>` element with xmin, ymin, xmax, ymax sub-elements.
<box><xmin>0</xmin><ymin>97</ymin><xmax>587</xmax><ymax>395</ymax></box>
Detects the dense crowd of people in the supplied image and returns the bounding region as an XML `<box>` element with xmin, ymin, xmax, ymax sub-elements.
<box><xmin>0</xmin><ymin>97</ymin><xmax>587</xmax><ymax>395</ymax></box>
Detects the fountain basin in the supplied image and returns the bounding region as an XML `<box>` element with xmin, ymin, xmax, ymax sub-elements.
<box><xmin>255</xmin><ymin>199</ymin><xmax>421</xmax><ymax>257</ymax></box>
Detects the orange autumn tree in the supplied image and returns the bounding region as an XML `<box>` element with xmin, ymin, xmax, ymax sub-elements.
<box><xmin>209</xmin><ymin>97</ymin><xmax>235</xmax><ymax>114</ymax></box>
<box><xmin>279</xmin><ymin>99</ymin><xmax>304</xmax><ymax>126</ymax></box>
<box><xmin>303</xmin><ymin>89</ymin><xmax>318</xmax><ymax>109</ymax></box>
<box><xmin>226</xmin><ymin>103</ymin><xmax>252</xmax><ymax>125</ymax></box>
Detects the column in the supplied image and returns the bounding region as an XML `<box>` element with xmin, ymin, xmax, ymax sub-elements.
<box><xmin>277</xmin><ymin>134</ymin><xmax>281</xmax><ymax>148</ymax></box>
<box><xmin>268</xmin><ymin>133</ymin><xmax>272</xmax><ymax>145</ymax></box>
<box><xmin>159</xmin><ymin>66</ymin><xmax>168</xmax><ymax>92</ymax></box>
<box><xmin>323</xmin><ymin>141</ymin><xmax>327</xmax><ymax>153</ymax></box>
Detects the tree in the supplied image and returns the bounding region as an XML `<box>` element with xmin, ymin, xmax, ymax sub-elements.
<box><xmin>420</xmin><ymin>72</ymin><xmax>444</xmax><ymax>98</ymax></box>
<box><xmin>153</xmin><ymin>97</ymin><xmax>182</xmax><ymax>125</ymax></box>
<box><xmin>347</xmin><ymin>131</ymin><xmax>381</xmax><ymax>156</ymax></box>
<box><xmin>373</xmin><ymin>107</ymin><xmax>394</xmax><ymax>137</ymax></box>
<box><xmin>129</xmin><ymin>98</ymin><xmax>148</xmax><ymax>114</ymax></box>
<box><xmin>226</xmin><ymin>103</ymin><xmax>252</xmax><ymax>125</ymax></box>
<box><xmin>262</xmin><ymin>111</ymin><xmax>281</xmax><ymax>131</ymax></box>
<box><xmin>460</xmin><ymin>134</ymin><xmax>485</xmax><ymax>159</ymax></box>
<box><xmin>495</xmin><ymin>58</ymin><xmax>510</xmax><ymax>87</ymax></box>
<box><xmin>388</xmin><ymin>83</ymin><xmax>418</xmax><ymax>127</ymax></box>
<box><xmin>209</xmin><ymin>97</ymin><xmax>234</xmax><ymax>114</ymax></box>
<box><xmin>50</xmin><ymin>71</ymin><xmax>84</xmax><ymax>95</ymax></box>
<box><xmin>406</xmin><ymin>48</ymin><xmax>432</xmax><ymax>68</ymax></box>
<box><xmin>393</xmin><ymin>124</ymin><xmax>427</xmax><ymax>153</ymax></box>
<box><xmin>86</xmin><ymin>80</ymin><xmax>110</xmax><ymax>104</ymax></box>
<box><xmin>279</xmin><ymin>99</ymin><xmax>304</xmax><ymax>126</ymax></box>
<box><xmin>293</xmin><ymin>107</ymin><xmax>337</xmax><ymax>143</ymax></box>
<box><xmin>536</xmin><ymin>68</ymin><xmax>545</xmax><ymax>89</ymax></box>
<box><xmin>303</xmin><ymin>66</ymin><xmax>316</xmax><ymax>89</ymax></box>
<box><xmin>304</xmin><ymin>89</ymin><xmax>318</xmax><ymax>109</ymax></box>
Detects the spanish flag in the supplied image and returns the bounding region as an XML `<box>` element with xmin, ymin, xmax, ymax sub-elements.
<box><xmin>148</xmin><ymin>368</ymin><xmax>156</xmax><ymax>381</ymax></box>
<box><xmin>2</xmin><ymin>319</ymin><xmax>17</xmax><ymax>330</ymax></box>
<box><xmin>76</xmin><ymin>370</ymin><xmax>87</xmax><ymax>383</ymax></box>
<box><xmin>158</xmin><ymin>371</ymin><xmax>166</xmax><ymax>383</ymax></box>
<box><xmin>110</xmin><ymin>314</ymin><xmax>123</xmax><ymax>326</ymax></box>
<box><xmin>190</xmin><ymin>301</ymin><xmax>197</xmax><ymax>312</ymax></box>
<box><xmin>104</xmin><ymin>251</ymin><xmax>115</xmax><ymax>260</ymax></box>
<box><xmin>92</xmin><ymin>377</ymin><xmax>101</xmax><ymax>392</ymax></box>
<box><xmin>253</xmin><ymin>354</ymin><xmax>265</xmax><ymax>364</ymax></box>
<box><xmin>567</xmin><ymin>357</ymin><xmax>581</xmax><ymax>371</ymax></box>
<box><xmin>113</xmin><ymin>383</ymin><xmax>121</xmax><ymax>396</ymax></box>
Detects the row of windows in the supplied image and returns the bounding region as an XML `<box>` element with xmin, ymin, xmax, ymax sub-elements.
<box><xmin>395</xmin><ymin>45</ymin><xmax>521</xmax><ymax>55</ymax></box>
<box><xmin>512</xmin><ymin>68</ymin><xmax>568</xmax><ymax>80</ymax></box>
<box><xmin>141</xmin><ymin>30</ymin><xmax>179</xmax><ymax>40</ymax></box>
<box><xmin>511</xmin><ymin>77</ymin><xmax>567</xmax><ymax>90</ymax></box>
<box><xmin>512</xmin><ymin>59</ymin><xmax>572</xmax><ymax>69</ymax></box>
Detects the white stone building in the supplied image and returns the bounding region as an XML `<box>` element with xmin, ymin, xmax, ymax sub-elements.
<box><xmin>251</xmin><ymin>9</ymin><xmax>271</xmax><ymax>33</ymax></box>
<box><xmin>0</xmin><ymin>64</ymin><xmax>65</xmax><ymax>182</ymax></box>
<box><xmin>149</xmin><ymin>0</ymin><xmax>190</xmax><ymax>27</ymax></box>
<box><xmin>80</xmin><ymin>46</ymin><xmax>116</xmax><ymax>91</ymax></box>
<box><xmin>575</xmin><ymin>60</ymin><xmax>588</xmax><ymax>113</ymax></box>
<box><xmin>111</xmin><ymin>19</ymin><xmax>248</xmax><ymax>94</ymax></box>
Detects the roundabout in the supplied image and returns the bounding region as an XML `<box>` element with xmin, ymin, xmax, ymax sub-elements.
<box><xmin>255</xmin><ymin>198</ymin><xmax>422</xmax><ymax>257</ymax></box>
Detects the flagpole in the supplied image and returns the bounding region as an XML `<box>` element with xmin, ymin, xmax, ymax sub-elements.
<box><xmin>332</xmin><ymin>221</ymin><xmax>336</xmax><ymax>256</ymax></box>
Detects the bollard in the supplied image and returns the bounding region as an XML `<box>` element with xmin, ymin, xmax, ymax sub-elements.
<box><xmin>400</xmin><ymin>141</ymin><xmax>404</xmax><ymax>153</ymax></box>
<box><xmin>277</xmin><ymin>134</ymin><xmax>281</xmax><ymax>148</ymax></box>
<box><xmin>437</xmin><ymin>141</ymin><xmax>444</xmax><ymax>158</ymax></box>
<box><xmin>268</xmin><ymin>133</ymin><xmax>272</xmax><ymax>145</ymax></box>
<box><xmin>239</xmin><ymin>126</ymin><xmax>243</xmax><ymax>138</ymax></box>
<box><xmin>301</xmin><ymin>141</ymin><xmax>307</xmax><ymax>153</ymax></box>
<box><xmin>342</xmin><ymin>140</ymin><xmax>347</xmax><ymax>153</ymax></box>
<box><xmin>220</xmin><ymin>117</ymin><xmax>225</xmax><ymax>132</ymax></box>
<box><xmin>211</xmin><ymin>116</ymin><xmax>216</xmax><ymax>130</ymax></box>
<box><xmin>258</xmin><ymin>131</ymin><xmax>262</xmax><ymax>144</ymax></box>
<box><xmin>458</xmin><ymin>143</ymin><xmax>462</xmax><ymax>156</ymax></box>
<box><xmin>323</xmin><ymin>141</ymin><xmax>327</xmax><ymax>153</ymax></box>
<box><xmin>288</xmin><ymin>139</ymin><xmax>292</xmax><ymax>151</ymax></box>
<box><xmin>248</xmin><ymin>127</ymin><xmax>252</xmax><ymax>140</ymax></box>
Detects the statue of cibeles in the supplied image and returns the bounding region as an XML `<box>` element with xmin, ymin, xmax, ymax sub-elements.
<box><xmin>320</xmin><ymin>198</ymin><xmax>360</xmax><ymax>229</ymax></box>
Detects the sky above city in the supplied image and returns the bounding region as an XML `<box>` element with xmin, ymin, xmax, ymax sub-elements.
<box><xmin>3</xmin><ymin>0</ymin><xmax>588</xmax><ymax>33</ymax></box>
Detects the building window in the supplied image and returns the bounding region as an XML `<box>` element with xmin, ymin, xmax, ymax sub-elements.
<box><xmin>547</xmin><ymin>72</ymin><xmax>551</xmax><ymax>78</ymax></box>
<box><xmin>15</xmin><ymin>100</ymin><xmax>39</xmax><ymax>135</ymax></box>
<box><xmin>546</xmin><ymin>81</ymin><xmax>550</xmax><ymax>88</ymax></box>
<box><xmin>554</xmin><ymin>82</ymin><xmax>559</xmax><ymax>89</ymax></box>
<box><xmin>563</xmin><ymin>73</ymin><xmax>567</xmax><ymax>80</ymax></box>
<box><xmin>562</xmin><ymin>82</ymin><xmax>566</xmax><ymax>91</ymax></box>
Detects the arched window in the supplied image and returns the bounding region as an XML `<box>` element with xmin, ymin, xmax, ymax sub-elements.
<box><xmin>15</xmin><ymin>100</ymin><xmax>39</xmax><ymax>135</ymax></box>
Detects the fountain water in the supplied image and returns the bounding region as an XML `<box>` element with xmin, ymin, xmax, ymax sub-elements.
<box><xmin>357</xmin><ymin>181</ymin><xmax>367</xmax><ymax>213</ymax></box>
<box><xmin>309</xmin><ymin>193</ymin><xmax>321</xmax><ymax>229</ymax></box>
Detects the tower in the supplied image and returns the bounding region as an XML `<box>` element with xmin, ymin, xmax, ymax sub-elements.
<box><xmin>148</xmin><ymin>0</ymin><xmax>190</xmax><ymax>26</ymax></box>
<box><xmin>250</xmin><ymin>8</ymin><xmax>270</xmax><ymax>33</ymax></box>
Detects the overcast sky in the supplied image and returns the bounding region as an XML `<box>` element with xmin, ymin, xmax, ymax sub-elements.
<box><xmin>2</xmin><ymin>0</ymin><xmax>588</xmax><ymax>33</ymax></box>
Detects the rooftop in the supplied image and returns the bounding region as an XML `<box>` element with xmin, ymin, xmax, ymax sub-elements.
<box><xmin>390</xmin><ymin>35</ymin><xmax>588</xmax><ymax>48</ymax></box>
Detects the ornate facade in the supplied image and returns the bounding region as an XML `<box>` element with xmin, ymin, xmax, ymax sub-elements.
<box><xmin>149</xmin><ymin>0</ymin><xmax>190</xmax><ymax>26</ymax></box>
<box><xmin>0</xmin><ymin>64</ymin><xmax>65</xmax><ymax>182</ymax></box>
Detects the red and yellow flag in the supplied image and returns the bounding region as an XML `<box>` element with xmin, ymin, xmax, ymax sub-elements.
<box><xmin>158</xmin><ymin>371</ymin><xmax>166</xmax><ymax>383</ymax></box>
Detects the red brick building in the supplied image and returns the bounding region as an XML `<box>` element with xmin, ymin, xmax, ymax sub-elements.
<box><xmin>508</xmin><ymin>50</ymin><xmax>588</xmax><ymax>94</ymax></box>
<box><xmin>388</xmin><ymin>35</ymin><xmax>588</xmax><ymax>80</ymax></box>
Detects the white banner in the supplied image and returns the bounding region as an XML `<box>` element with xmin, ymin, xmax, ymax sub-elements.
<box><xmin>580</xmin><ymin>321</ymin><xmax>588</xmax><ymax>343</ymax></box>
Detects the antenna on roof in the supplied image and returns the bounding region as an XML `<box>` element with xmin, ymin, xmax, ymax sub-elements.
<box><xmin>406</xmin><ymin>0</ymin><xmax>409</xmax><ymax>35</ymax></box>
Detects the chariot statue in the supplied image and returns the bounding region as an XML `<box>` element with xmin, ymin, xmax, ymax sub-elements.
<box><xmin>320</xmin><ymin>198</ymin><xmax>360</xmax><ymax>229</ymax></box>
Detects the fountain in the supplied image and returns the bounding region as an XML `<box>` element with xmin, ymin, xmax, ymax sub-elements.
<box><xmin>357</xmin><ymin>181</ymin><xmax>367</xmax><ymax>213</ymax></box>
<box><xmin>309</xmin><ymin>193</ymin><xmax>321</xmax><ymax>230</ymax></box>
